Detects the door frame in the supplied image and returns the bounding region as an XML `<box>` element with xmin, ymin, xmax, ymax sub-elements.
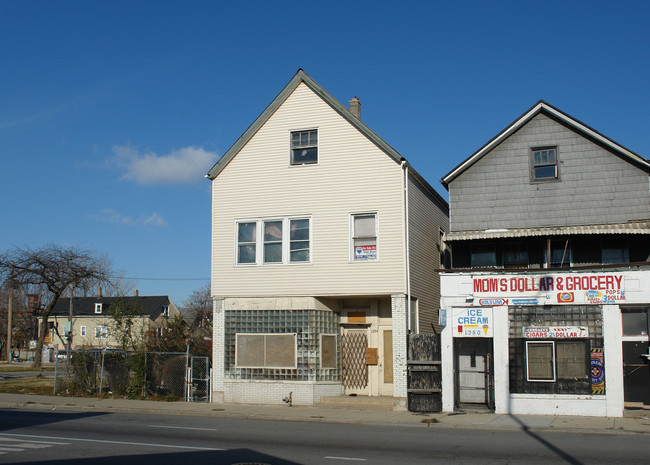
<box><xmin>454</xmin><ymin>337</ymin><xmax>494</xmax><ymax>410</ymax></box>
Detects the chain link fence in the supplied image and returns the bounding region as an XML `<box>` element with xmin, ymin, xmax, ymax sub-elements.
<box><xmin>54</xmin><ymin>349</ymin><xmax>207</xmax><ymax>401</ymax></box>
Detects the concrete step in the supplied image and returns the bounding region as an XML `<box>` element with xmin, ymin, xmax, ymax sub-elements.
<box><xmin>316</xmin><ymin>396</ymin><xmax>400</xmax><ymax>411</ymax></box>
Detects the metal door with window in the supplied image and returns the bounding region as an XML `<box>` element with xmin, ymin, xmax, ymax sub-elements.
<box><xmin>342</xmin><ymin>329</ymin><xmax>368</xmax><ymax>395</ymax></box>
<box><xmin>622</xmin><ymin>308</ymin><xmax>650</xmax><ymax>405</ymax></box>
<box><xmin>455</xmin><ymin>338</ymin><xmax>494</xmax><ymax>408</ymax></box>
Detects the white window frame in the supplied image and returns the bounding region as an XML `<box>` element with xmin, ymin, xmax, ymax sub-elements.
<box><xmin>94</xmin><ymin>325</ymin><xmax>108</xmax><ymax>339</ymax></box>
<box><xmin>235</xmin><ymin>216</ymin><xmax>312</xmax><ymax>266</ymax></box>
<box><xmin>350</xmin><ymin>212</ymin><xmax>378</xmax><ymax>262</ymax></box>
<box><xmin>94</xmin><ymin>303</ymin><xmax>103</xmax><ymax>314</ymax></box>
<box><xmin>80</xmin><ymin>326</ymin><xmax>86</xmax><ymax>337</ymax></box>
<box><xmin>289</xmin><ymin>128</ymin><xmax>318</xmax><ymax>166</ymax></box>
<box><xmin>526</xmin><ymin>341</ymin><xmax>556</xmax><ymax>382</ymax></box>
<box><xmin>235</xmin><ymin>333</ymin><xmax>297</xmax><ymax>369</ymax></box>
<box><xmin>161</xmin><ymin>305</ymin><xmax>169</xmax><ymax>318</ymax></box>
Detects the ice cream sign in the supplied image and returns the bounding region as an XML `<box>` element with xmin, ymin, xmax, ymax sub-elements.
<box><xmin>453</xmin><ymin>308</ymin><xmax>493</xmax><ymax>338</ymax></box>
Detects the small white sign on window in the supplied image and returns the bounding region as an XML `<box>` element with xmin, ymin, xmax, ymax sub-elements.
<box><xmin>355</xmin><ymin>245</ymin><xmax>377</xmax><ymax>260</ymax></box>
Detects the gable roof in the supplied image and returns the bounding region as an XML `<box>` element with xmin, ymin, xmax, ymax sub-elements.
<box><xmin>206</xmin><ymin>69</ymin><xmax>405</xmax><ymax>180</ymax></box>
<box><xmin>441</xmin><ymin>100</ymin><xmax>650</xmax><ymax>189</ymax></box>
<box><xmin>50</xmin><ymin>296</ymin><xmax>173</xmax><ymax>320</ymax></box>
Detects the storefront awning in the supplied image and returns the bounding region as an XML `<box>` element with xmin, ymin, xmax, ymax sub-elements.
<box><xmin>444</xmin><ymin>221</ymin><xmax>650</xmax><ymax>241</ymax></box>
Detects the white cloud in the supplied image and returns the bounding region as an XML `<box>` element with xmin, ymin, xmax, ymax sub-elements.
<box><xmin>91</xmin><ymin>209</ymin><xmax>168</xmax><ymax>227</ymax></box>
<box><xmin>113</xmin><ymin>145</ymin><xmax>217</xmax><ymax>185</ymax></box>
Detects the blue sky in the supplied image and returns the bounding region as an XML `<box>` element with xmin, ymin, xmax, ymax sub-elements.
<box><xmin>1</xmin><ymin>1</ymin><xmax>648</xmax><ymax>305</ymax></box>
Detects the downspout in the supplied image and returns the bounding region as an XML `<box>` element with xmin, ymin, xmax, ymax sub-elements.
<box><xmin>402</xmin><ymin>160</ymin><xmax>411</xmax><ymax>332</ymax></box>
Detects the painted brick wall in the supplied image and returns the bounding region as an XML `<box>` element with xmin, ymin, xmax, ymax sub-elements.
<box><xmin>225</xmin><ymin>381</ymin><xmax>341</xmax><ymax>405</ymax></box>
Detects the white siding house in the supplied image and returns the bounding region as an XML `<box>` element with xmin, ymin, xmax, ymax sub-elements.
<box><xmin>208</xmin><ymin>70</ymin><xmax>448</xmax><ymax>407</ymax></box>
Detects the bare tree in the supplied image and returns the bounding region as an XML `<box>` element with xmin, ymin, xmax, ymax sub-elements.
<box><xmin>0</xmin><ymin>245</ymin><xmax>111</xmax><ymax>367</ymax></box>
<box><xmin>184</xmin><ymin>283</ymin><xmax>212</xmax><ymax>330</ymax></box>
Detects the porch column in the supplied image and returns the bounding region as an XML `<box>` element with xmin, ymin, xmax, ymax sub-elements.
<box><xmin>391</xmin><ymin>294</ymin><xmax>408</xmax><ymax>402</ymax></box>
<box><xmin>212</xmin><ymin>297</ymin><xmax>225</xmax><ymax>403</ymax></box>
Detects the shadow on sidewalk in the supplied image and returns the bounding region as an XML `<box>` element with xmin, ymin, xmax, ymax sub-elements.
<box><xmin>509</xmin><ymin>414</ymin><xmax>584</xmax><ymax>465</ymax></box>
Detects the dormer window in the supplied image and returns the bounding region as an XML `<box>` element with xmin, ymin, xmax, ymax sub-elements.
<box><xmin>290</xmin><ymin>130</ymin><xmax>318</xmax><ymax>165</ymax></box>
<box><xmin>94</xmin><ymin>303</ymin><xmax>103</xmax><ymax>314</ymax></box>
<box><xmin>531</xmin><ymin>147</ymin><xmax>558</xmax><ymax>181</ymax></box>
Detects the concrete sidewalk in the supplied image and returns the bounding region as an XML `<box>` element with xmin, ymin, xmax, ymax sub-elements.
<box><xmin>1</xmin><ymin>393</ymin><xmax>649</xmax><ymax>435</ymax></box>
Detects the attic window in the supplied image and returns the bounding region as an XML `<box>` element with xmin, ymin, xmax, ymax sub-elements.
<box><xmin>531</xmin><ymin>147</ymin><xmax>558</xmax><ymax>181</ymax></box>
<box><xmin>94</xmin><ymin>303</ymin><xmax>103</xmax><ymax>314</ymax></box>
<box><xmin>161</xmin><ymin>305</ymin><xmax>169</xmax><ymax>318</ymax></box>
<box><xmin>291</xmin><ymin>130</ymin><xmax>318</xmax><ymax>165</ymax></box>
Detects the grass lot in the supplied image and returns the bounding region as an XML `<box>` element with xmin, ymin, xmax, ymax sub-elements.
<box><xmin>0</xmin><ymin>377</ymin><xmax>54</xmax><ymax>395</ymax></box>
<box><xmin>0</xmin><ymin>364</ymin><xmax>55</xmax><ymax>372</ymax></box>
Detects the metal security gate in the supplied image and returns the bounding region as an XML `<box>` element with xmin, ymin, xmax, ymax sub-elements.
<box><xmin>407</xmin><ymin>334</ymin><xmax>442</xmax><ymax>412</ymax></box>
<box><xmin>455</xmin><ymin>338</ymin><xmax>494</xmax><ymax>409</ymax></box>
<box><xmin>342</xmin><ymin>330</ymin><xmax>368</xmax><ymax>394</ymax></box>
<box><xmin>188</xmin><ymin>356</ymin><xmax>210</xmax><ymax>403</ymax></box>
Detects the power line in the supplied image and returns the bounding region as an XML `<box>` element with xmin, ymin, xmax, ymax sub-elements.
<box><xmin>113</xmin><ymin>276</ymin><xmax>210</xmax><ymax>281</ymax></box>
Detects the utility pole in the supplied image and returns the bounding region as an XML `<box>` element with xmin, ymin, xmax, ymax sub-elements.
<box><xmin>7</xmin><ymin>264</ymin><xmax>14</xmax><ymax>363</ymax></box>
<box><xmin>67</xmin><ymin>284</ymin><xmax>74</xmax><ymax>357</ymax></box>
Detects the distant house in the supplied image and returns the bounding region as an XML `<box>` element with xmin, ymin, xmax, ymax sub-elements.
<box><xmin>207</xmin><ymin>69</ymin><xmax>449</xmax><ymax>407</ymax></box>
<box><xmin>41</xmin><ymin>294</ymin><xmax>179</xmax><ymax>350</ymax></box>
<box><xmin>439</xmin><ymin>101</ymin><xmax>650</xmax><ymax>417</ymax></box>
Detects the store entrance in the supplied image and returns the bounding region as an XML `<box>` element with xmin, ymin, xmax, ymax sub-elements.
<box><xmin>455</xmin><ymin>338</ymin><xmax>494</xmax><ymax>410</ymax></box>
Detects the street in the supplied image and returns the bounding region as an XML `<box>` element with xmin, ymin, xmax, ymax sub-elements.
<box><xmin>0</xmin><ymin>408</ymin><xmax>647</xmax><ymax>464</ymax></box>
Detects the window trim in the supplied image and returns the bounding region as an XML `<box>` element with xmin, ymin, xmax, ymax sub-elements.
<box><xmin>530</xmin><ymin>146</ymin><xmax>559</xmax><ymax>182</ymax></box>
<box><xmin>94</xmin><ymin>303</ymin><xmax>103</xmax><ymax>314</ymax></box>
<box><xmin>80</xmin><ymin>326</ymin><xmax>86</xmax><ymax>337</ymax></box>
<box><xmin>235</xmin><ymin>217</ymin><xmax>312</xmax><ymax>266</ymax></box>
<box><xmin>289</xmin><ymin>128</ymin><xmax>319</xmax><ymax>166</ymax></box>
<box><xmin>235</xmin><ymin>333</ymin><xmax>297</xmax><ymax>369</ymax></box>
<box><xmin>526</xmin><ymin>340</ymin><xmax>556</xmax><ymax>382</ymax></box>
<box><xmin>350</xmin><ymin>212</ymin><xmax>378</xmax><ymax>262</ymax></box>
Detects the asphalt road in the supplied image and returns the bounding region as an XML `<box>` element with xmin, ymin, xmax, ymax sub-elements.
<box><xmin>0</xmin><ymin>408</ymin><xmax>647</xmax><ymax>464</ymax></box>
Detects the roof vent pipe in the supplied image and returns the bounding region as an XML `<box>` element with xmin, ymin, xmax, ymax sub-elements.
<box><xmin>349</xmin><ymin>97</ymin><xmax>361</xmax><ymax>120</ymax></box>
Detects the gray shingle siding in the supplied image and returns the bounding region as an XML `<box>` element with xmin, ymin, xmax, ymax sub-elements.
<box><xmin>449</xmin><ymin>114</ymin><xmax>650</xmax><ymax>231</ymax></box>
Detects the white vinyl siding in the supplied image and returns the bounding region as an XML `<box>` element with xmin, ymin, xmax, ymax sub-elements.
<box><xmin>211</xmin><ymin>83</ymin><xmax>406</xmax><ymax>297</ymax></box>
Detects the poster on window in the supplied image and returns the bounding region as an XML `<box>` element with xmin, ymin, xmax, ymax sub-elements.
<box><xmin>355</xmin><ymin>245</ymin><xmax>377</xmax><ymax>260</ymax></box>
<box><xmin>591</xmin><ymin>348</ymin><xmax>605</xmax><ymax>394</ymax></box>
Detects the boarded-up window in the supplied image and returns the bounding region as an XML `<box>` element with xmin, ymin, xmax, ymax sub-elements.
<box><xmin>526</xmin><ymin>341</ymin><xmax>555</xmax><ymax>381</ymax></box>
<box><xmin>320</xmin><ymin>334</ymin><xmax>337</xmax><ymax>369</ymax></box>
<box><xmin>235</xmin><ymin>334</ymin><xmax>296</xmax><ymax>368</ymax></box>
<box><xmin>556</xmin><ymin>342</ymin><xmax>587</xmax><ymax>379</ymax></box>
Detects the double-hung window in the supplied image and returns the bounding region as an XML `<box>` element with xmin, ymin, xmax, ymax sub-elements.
<box><xmin>351</xmin><ymin>213</ymin><xmax>377</xmax><ymax>261</ymax></box>
<box><xmin>94</xmin><ymin>325</ymin><xmax>108</xmax><ymax>339</ymax></box>
<box><xmin>237</xmin><ymin>222</ymin><xmax>257</xmax><ymax>264</ymax></box>
<box><xmin>263</xmin><ymin>220</ymin><xmax>283</xmax><ymax>263</ymax></box>
<box><xmin>291</xmin><ymin>129</ymin><xmax>318</xmax><ymax>165</ymax></box>
<box><xmin>236</xmin><ymin>217</ymin><xmax>311</xmax><ymax>265</ymax></box>
<box><xmin>94</xmin><ymin>303</ymin><xmax>103</xmax><ymax>314</ymax></box>
<box><xmin>531</xmin><ymin>147</ymin><xmax>558</xmax><ymax>181</ymax></box>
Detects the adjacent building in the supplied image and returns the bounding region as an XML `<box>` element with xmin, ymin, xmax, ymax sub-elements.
<box><xmin>439</xmin><ymin>101</ymin><xmax>650</xmax><ymax>416</ymax></box>
<box><xmin>208</xmin><ymin>70</ymin><xmax>449</xmax><ymax>407</ymax></box>
<box><xmin>43</xmin><ymin>294</ymin><xmax>179</xmax><ymax>350</ymax></box>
